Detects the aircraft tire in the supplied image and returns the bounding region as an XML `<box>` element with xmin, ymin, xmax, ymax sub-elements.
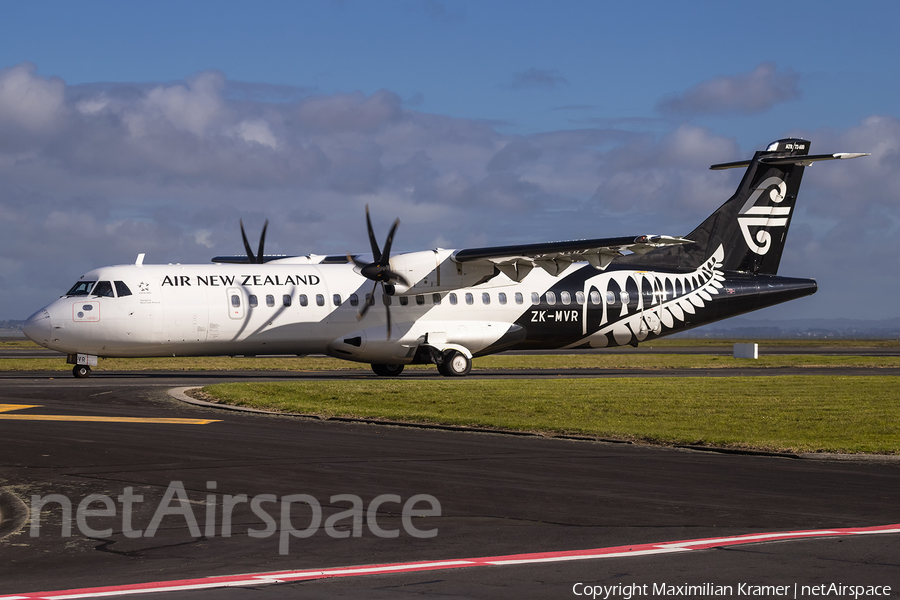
<box><xmin>73</xmin><ymin>365</ymin><xmax>91</xmax><ymax>378</ymax></box>
<box><xmin>438</xmin><ymin>350</ymin><xmax>471</xmax><ymax>377</ymax></box>
<box><xmin>371</xmin><ymin>363</ymin><xmax>404</xmax><ymax>377</ymax></box>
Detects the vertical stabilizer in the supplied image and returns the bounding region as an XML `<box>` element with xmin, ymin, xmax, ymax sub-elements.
<box><xmin>624</xmin><ymin>138</ymin><xmax>868</xmax><ymax>275</ymax></box>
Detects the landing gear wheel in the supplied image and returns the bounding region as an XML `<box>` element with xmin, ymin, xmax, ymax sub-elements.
<box><xmin>371</xmin><ymin>363</ymin><xmax>404</xmax><ymax>377</ymax></box>
<box><xmin>73</xmin><ymin>365</ymin><xmax>91</xmax><ymax>378</ymax></box>
<box><xmin>437</xmin><ymin>350</ymin><xmax>471</xmax><ymax>377</ymax></box>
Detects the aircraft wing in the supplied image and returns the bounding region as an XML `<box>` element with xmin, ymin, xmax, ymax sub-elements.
<box><xmin>451</xmin><ymin>235</ymin><xmax>693</xmax><ymax>280</ymax></box>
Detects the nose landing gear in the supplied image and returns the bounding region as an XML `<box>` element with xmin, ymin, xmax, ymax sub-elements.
<box><xmin>73</xmin><ymin>365</ymin><xmax>91</xmax><ymax>378</ymax></box>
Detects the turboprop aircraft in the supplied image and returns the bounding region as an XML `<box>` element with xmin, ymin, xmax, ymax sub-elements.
<box><xmin>23</xmin><ymin>138</ymin><xmax>867</xmax><ymax>378</ymax></box>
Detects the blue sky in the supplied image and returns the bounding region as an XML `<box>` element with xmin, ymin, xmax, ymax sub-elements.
<box><xmin>2</xmin><ymin>1</ymin><xmax>898</xmax><ymax>321</ymax></box>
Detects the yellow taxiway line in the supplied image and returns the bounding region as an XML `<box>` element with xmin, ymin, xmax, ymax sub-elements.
<box><xmin>0</xmin><ymin>404</ymin><xmax>221</xmax><ymax>425</ymax></box>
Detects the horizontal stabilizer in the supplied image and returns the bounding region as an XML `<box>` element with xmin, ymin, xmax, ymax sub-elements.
<box><xmin>710</xmin><ymin>152</ymin><xmax>870</xmax><ymax>170</ymax></box>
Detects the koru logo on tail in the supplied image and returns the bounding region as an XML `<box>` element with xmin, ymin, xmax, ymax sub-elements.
<box><xmin>737</xmin><ymin>176</ymin><xmax>789</xmax><ymax>255</ymax></box>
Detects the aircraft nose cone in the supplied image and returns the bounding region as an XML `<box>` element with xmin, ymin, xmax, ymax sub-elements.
<box><xmin>23</xmin><ymin>309</ymin><xmax>53</xmax><ymax>346</ymax></box>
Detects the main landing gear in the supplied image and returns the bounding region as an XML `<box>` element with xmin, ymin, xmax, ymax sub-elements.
<box><xmin>436</xmin><ymin>349</ymin><xmax>471</xmax><ymax>377</ymax></box>
<box><xmin>369</xmin><ymin>348</ymin><xmax>472</xmax><ymax>378</ymax></box>
<box><xmin>73</xmin><ymin>365</ymin><xmax>91</xmax><ymax>378</ymax></box>
<box><xmin>371</xmin><ymin>363</ymin><xmax>405</xmax><ymax>377</ymax></box>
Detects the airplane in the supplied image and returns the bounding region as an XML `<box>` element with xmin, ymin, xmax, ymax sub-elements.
<box><xmin>23</xmin><ymin>138</ymin><xmax>868</xmax><ymax>378</ymax></box>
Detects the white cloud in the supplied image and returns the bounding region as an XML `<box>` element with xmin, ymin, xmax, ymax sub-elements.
<box><xmin>232</xmin><ymin>118</ymin><xmax>278</xmax><ymax>149</ymax></box>
<box><xmin>0</xmin><ymin>62</ymin><xmax>66</xmax><ymax>136</ymax></box>
<box><xmin>140</xmin><ymin>71</ymin><xmax>229</xmax><ymax>137</ymax></box>
<box><xmin>657</xmin><ymin>62</ymin><xmax>800</xmax><ymax>116</ymax></box>
<box><xmin>0</xmin><ymin>62</ymin><xmax>895</xmax><ymax>320</ymax></box>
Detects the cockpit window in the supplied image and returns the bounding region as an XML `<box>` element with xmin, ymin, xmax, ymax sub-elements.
<box><xmin>93</xmin><ymin>281</ymin><xmax>115</xmax><ymax>297</ymax></box>
<box><xmin>114</xmin><ymin>281</ymin><xmax>133</xmax><ymax>297</ymax></box>
<box><xmin>66</xmin><ymin>281</ymin><xmax>96</xmax><ymax>296</ymax></box>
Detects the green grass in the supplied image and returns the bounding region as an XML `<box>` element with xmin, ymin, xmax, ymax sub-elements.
<box><xmin>639</xmin><ymin>338</ymin><xmax>900</xmax><ymax>348</ymax></box>
<box><xmin>2</xmin><ymin>348</ymin><xmax>900</xmax><ymax>372</ymax></box>
<box><xmin>4</xmin><ymin>338</ymin><xmax>897</xmax><ymax>454</ymax></box>
<box><xmin>200</xmin><ymin>377</ymin><xmax>900</xmax><ymax>455</ymax></box>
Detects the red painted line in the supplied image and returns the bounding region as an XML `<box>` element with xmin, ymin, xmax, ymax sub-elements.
<box><xmin>4</xmin><ymin>524</ymin><xmax>899</xmax><ymax>599</ymax></box>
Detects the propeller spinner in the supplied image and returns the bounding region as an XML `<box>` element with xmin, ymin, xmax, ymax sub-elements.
<box><xmin>350</xmin><ymin>205</ymin><xmax>409</xmax><ymax>339</ymax></box>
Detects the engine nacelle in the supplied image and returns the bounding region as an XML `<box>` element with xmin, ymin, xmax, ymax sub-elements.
<box><xmin>388</xmin><ymin>250</ymin><xmax>497</xmax><ymax>295</ymax></box>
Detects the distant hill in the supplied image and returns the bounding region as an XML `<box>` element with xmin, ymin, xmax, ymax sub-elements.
<box><xmin>673</xmin><ymin>317</ymin><xmax>900</xmax><ymax>340</ymax></box>
<box><xmin>0</xmin><ymin>319</ymin><xmax>26</xmax><ymax>338</ymax></box>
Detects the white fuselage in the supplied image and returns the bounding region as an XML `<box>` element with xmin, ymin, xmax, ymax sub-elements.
<box><xmin>23</xmin><ymin>247</ymin><xmax>737</xmax><ymax>367</ymax></box>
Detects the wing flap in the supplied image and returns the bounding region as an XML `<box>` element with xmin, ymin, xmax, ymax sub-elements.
<box><xmin>452</xmin><ymin>235</ymin><xmax>693</xmax><ymax>279</ymax></box>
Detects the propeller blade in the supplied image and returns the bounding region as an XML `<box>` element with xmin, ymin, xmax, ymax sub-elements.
<box><xmin>383</xmin><ymin>285</ymin><xmax>392</xmax><ymax>340</ymax></box>
<box><xmin>256</xmin><ymin>220</ymin><xmax>269</xmax><ymax>264</ymax></box>
<box><xmin>349</xmin><ymin>254</ymin><xmax>369</xmax><ymax>270</ymax></box>
<box><xmin>352</xmin><ymin>206</ymin><xmax>404</xmax><ymax>340</ymax></box>
<box><xmin>365</xmin><ymin>205</ymin><xmax>382</xmax><ymax>263</ymax></box>
<box><xmin>240</xmin><ymin>219</ymin><xmax>256</xmax><ymax>263</ymax></box>
<box><xmin>383</xmin><ymin>268</ymin><xmax>410</xmax><ymax>288</ymax></box>
<box><xmin>380</xmin><ymin>218</ymin><xmax>400</xmax><ymax>266</ymax></box>
<box><xmin>357</xmin><ymin>280</ymin><xmax>378</xmax><ymax>321</ymax></box>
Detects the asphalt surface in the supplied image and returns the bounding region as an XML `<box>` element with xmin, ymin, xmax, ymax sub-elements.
<box><xmin>0</xmin><ymin>368</ymin><xmax>898</xmax><ymax>599</ymax></box>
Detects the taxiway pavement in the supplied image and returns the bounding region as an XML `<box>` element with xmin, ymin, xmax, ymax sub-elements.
<box><xmin>0</xmin><ymin>371</ymin><xmax>898</xmax><ymax>599</ymax></box>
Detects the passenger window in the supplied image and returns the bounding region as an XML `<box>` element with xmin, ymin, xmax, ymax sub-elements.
<box><xmin>350</xmin><ymin>294</ymin><xmax>359</xmax><ymax>307</ymax></box>
<box><xmin>299</xmin><ymin>294</ymin><xmax>308</xmax><ymax>307</ymax></box>
<box><xmin>66</xmin><ymin>281</ymin><xmax>96</xmax><ymax>296</ymax></box>
<box><xmin>416</xmin><ymin>295</ymin><xmax>425</xmax><ymax>306</ymax></box>
<box><xmin>316</xmin><ymin>294</ymin><xmax>325</xmax><ymax>307</ymax></box>
<box><xmin>249</xmin><ymin>295</ymin><xmax>258</xmax><ymax>308</ymax></box>
<box><xmin>465</xmin><ymin>293</ymin><xmax>474</xmax><ymax>305</ymax></box>
<box><xmin>590</xmin><ymin>290</ymin><xmax>601</xmax><ymax>305</ymax></box>
<box><xmin>449</xmin><ymin>293</ymin><xmax>458</xmax><ymax>305</ymax></box>
<box><xmin>515</xmin><ymin>292</ymin><xmax>523</xmax><ymax>304</ymax></box>
<box><xmin>266</xmin><ymin>294</ymin><xmax>275</xmax><ymax>307</ymax></box>
<box><xmin>231</xmin><ymin>295</ymin><xmax>241</xmax><ymax>308</ymax></box>
<box><xmin>531</xmin><ymin>292</ymin><xmax>539</xmax><ymax>305</ymax></box>
<box><xmin>93</xmin><ymin>281</ymin><xmax>114</xmax><ymax>297</ymax></box>
<box><xmin>383</xmin><ymin>294</ymin><xmax>391</xmax><ymax>306</ymax></box>
<box><xmin>545</xmin><ymin>291</ymin><xmax>556</xmax><ymax>305</ymax></box>
<box><xmin>114</xmin><ymin>281</ymin><xmax>132</xmax><ymax>297</ymax></box>
<box><xmin>560</xmin><ymin>291</ymin><xmax>571</xmax><ymax>305</ymax></box>
<box><xmin>498</xmin><ymin>292</ymin><xmax>507</xmax><ymax>305</ymax></box>
<box><xmin>283</xmin><ymin>295</ymin><xmax>292</xmax><ymax>307</ymax></box>
<box><xmin>620</xmin><ymin>291</ymin><xmax>630</xmax><ymax>305</ymax></box>
<box><xmin>333</xmin><ymin>294</ymin><xmax>342</xmax><ymax>306</ymax></box>
<box><xmin>482</xmin><ymin>292</ymin><xmax>490</xmax><ymax>305</ymax></box>
<box><xmin>400</xmin><ymin>296</ymin><xmax>409</xmax><ymax>306</ymax></box>
<box><xmin>432</xmin><ymin>293</ymin><xmax>442</xmax><ymax>305</ymax></box>
<box><xmin>606</xmin><ymin>291</ymin><xmax>616</xmax><ymax>304</ymax></box>
<box><xmin>575</xmin><ymin>291</ymin><xmax>585</xmax><ymax>305</ymax></box>
<box><xmin>365</xmin><ymin>293</ymin><xmax>373</xmax><ymax>307</ymax></box>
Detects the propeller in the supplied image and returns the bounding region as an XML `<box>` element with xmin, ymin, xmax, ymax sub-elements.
<box><xmin>350</xmin><ymin>205</ymin><xmax>409</xmax><ymax>339</ymax></box>
<box><xmin>240</xmin><ymin>218</ymin><xmax>269</xmax><ymax>264</ymax></box>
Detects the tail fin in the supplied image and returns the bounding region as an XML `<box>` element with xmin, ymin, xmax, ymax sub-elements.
<box><xmin>635</xmin><ymin>138</ymin><xmax>867</xmax><ymax>275</ymax></box>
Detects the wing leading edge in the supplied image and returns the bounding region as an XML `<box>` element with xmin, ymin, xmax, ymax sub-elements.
<box><xmin>451</xmin><ymin>235</ymin><xmax>693</xmax><ymax>281</ymax></box>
